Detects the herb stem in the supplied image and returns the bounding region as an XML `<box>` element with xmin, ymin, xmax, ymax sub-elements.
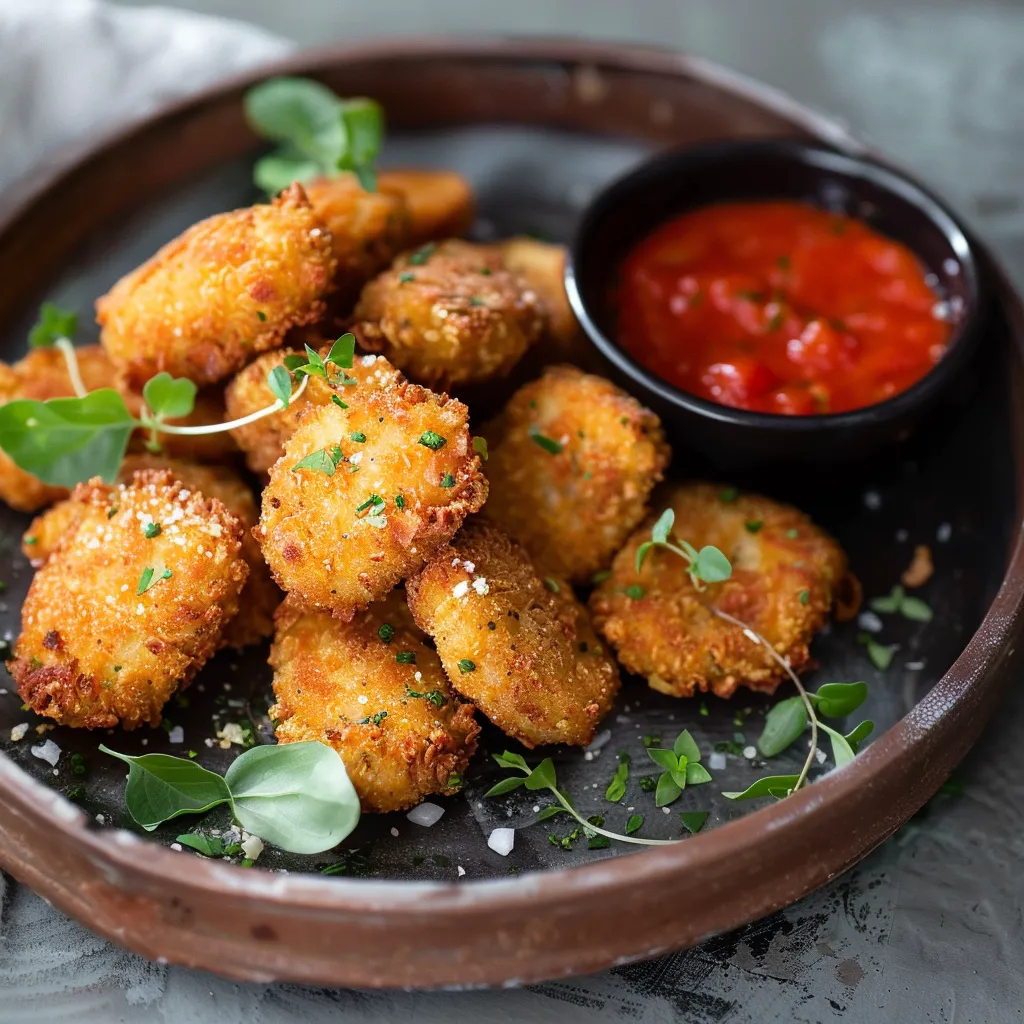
<box><xmin>711</xmin><ymin>607</ymin><xmax>818</xmax><ymax>793</ymax></box>
<box><xmin>546</xmin><ymin>785</ymin><xmax>679</xmax><ymax>847</ymax></box>
<box><xmin>55</xmin><ymin>338</ymin><xmax>88</xmax><ymax>398</ymax></box>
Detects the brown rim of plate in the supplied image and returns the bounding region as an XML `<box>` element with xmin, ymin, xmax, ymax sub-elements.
<box><xmin>0</xmin><ymin>38</ymin><xmax>1022</xmax><ymax>989</ymax></box>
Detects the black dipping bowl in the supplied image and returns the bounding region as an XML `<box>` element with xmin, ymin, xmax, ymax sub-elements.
<box><xmin>565</xmin><ymin>139</ymin><xmax>986</xmax><ymax>469</ymax></box>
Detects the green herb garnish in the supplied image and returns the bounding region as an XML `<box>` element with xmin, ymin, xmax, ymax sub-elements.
<box><xmin>528</xmin><ymin>426</ymin><xmax>563</xmax><ymax>455</ymax></box>
<box><xmin>634</xmin><ymin>508</ymin><xmax>732</xmax><ymax>592</ymax></box>
<box><xmin>418</xmin><ymin>430</ymin><xmax>446</xmax><ymax>451</ymax></box>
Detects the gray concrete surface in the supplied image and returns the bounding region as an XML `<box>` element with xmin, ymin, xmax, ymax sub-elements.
<box><xmin>4</xmin><ymin>1</ymin><xmax>1024</xmax><ymax>1021</ymax></box>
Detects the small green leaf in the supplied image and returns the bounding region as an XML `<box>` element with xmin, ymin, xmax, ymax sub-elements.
<box><xmin>176</xmin><ymin>833</ymin><xmax>225</xmax><ymax>857</ymax></box>
<box><xmin>535</xmin><ymin>804</ymin><xmax>567</xmax><ymax>822</ymax></box>
<box><xmin>0</xmin><ymin>390</ymin><xmax>137</xmax><ymax>487</ymax></box>
<box><xmin>679</xmin><ymin>810</ymin><xmax>708</xmax><ymax>834</ymax></box>
<box><xmin>685</xmin><ymin>763</ymin><xmax>712</xmax><ymax>785</ymax></box>
<box><xmin>225</xmin><ymin>741</ymin><xmax>361</xmax><ymax>855</ymax></box>
<box><xmin>821</xmin><ymin>724</ymin><xmax>856</xmax><ymax>768</ymax></box>
<box><xmin>651</xmin><ymin>508</ymin><xmax>675</xmax><ymax>544</ymax></box>
<box><xmin>745</xmin><ymin>519</ymin><xmax>763</xmax><ymax>533</ymax></box>
<box><xmin>292</xmin><ymin>446</ymin><xmax>342</xmax><ymax>476</ymax></box>
<box><xmin>669</xmin><ymin>767</ymin><xmax>689</xmax><ymax>789</ymax></box>
<box><xmin>407</xmin><ymin>243</ymin><xmax>436</xmax><ymax>266</ymax></box>
<box><xmin>812</xmin><ymin>681</ymin><xmax>868</xmax><ymax>718</ymax></box>
<box><xmin>142</xmin><ymin>372</ymin><xmax>197</xmax><ymax>420</ymax></box>
<box><xmin>458</xmin><ymin>659</ymin><xmax>476</xmax><ymax>674</ymax></box>
<box><xmin>861</xmin><ymin>636</ymin><xmax>896</xmax><ymax>670</ymax></box>
<box><xmin>900</xmin><ymin>596</ymin><xmax>933</xmax><ymax>622</ymax></box>
<box><xmin>493</xmin><ymin>751</ymin><xmax>528</xmax><ymax>772</ymax></box>
<box><xmin>267</xmin><ymin>365</ymin><xmax>293</xmax><ymax>408</ymax></box>
<box><xmin>604</xmin><ymin>753</ymin><xmax>630</xmax><ymax>802</ymax></box>
<box><xmin>525</xmin><ymin>757</ymin><xmax>557</xmax><ymax>791</ymax></box>
<box><xmin>635</xmin><ymin>541</ymin><xmax>655</xmax><ymax>573</ymax></box>
<box><xmin>326</xmin><ymin>333</ymin><xmax>356</xmax><ymax>369</ymax></box>
<box><xmin>719</xmin><ymin>487</ymin><xmax>739</xmax><ymax>503</ymax></box>
<box><xmin>484</xmin><ymin>776</ymin><xmax>525</xmax><ymax>798</ymax></box>
<box><xmin>758</xmin><ymin>695</ymin><xmax>808</xmax><ymax>757</ymax></box>
<box><xmin>722</xmin><ymin>774</ymin><xmax>800</xmax><ymax>801</ymax></box>
<box><xmin>625</xmin><ymin>584</ymin><xmax>645</xmax><ymax>600</ymax></box>
<box><xmin>845</xmin><ymin>720</ymin><xmax>874</xmax><ymax>752</ymax></box>
<box><xmin>418</xmin><ymin>430</ymin><xmax>447</xmax><ymax>451</ymax></box>
<box><xmin>99</xmin><ymin>745</ymin><xmax>230</xmax><ymax>830</ymax></box>
<box><xmin>528</xmin><ymin>426</ymin><xmax>564</xmax><ymax>455</ymax></box>
<box><xmin>646</xmin><ymin>747</ymin><xmax>679</xmax><ymax>772</ymax></box>
<box><xmin>244</xmin><ymin>76</ymin><xmax>346</xmax><ymax>167</ymax></box>
<box><xmin>672</xmin><ymin>729</ymin><xmax>701</xmax><ymax>762</ymax></box>
<box><xmin>283</xmin><ymin>353</ymin><xmax>307</xmax><ymax>372</ymax></box>
<box><xmin>694</xmin><ymin>546</ymin><xmax>732</xmax><ymax>583</ymax></box>
<box><xmin>869</xmin><ymin>585</ymin><xmax>905</xmax><ymax>614</ymax></box>
<box><xmin>337</xmin><ymin>99</ymin><xmax>384</xmax><ymax>186</ymax></box>
<box><xmin>253</xmin><ymin>151</ymin><xmax>323</xmax><ymax>195</ymax></box>
<box><xmin>29</xmin><ymin>302</ymin><xmax>78</xmax><ymax>348</ymax></box>
<box><xmin>375</xmin><ymin>623</ymin><xmax>392</xmax><ymax>643</ymax></box>
<box><xmin>472</xmin><ymin>436</ymin><xmax>489</xmax><ymax>461</ymax></box>
<box><xmin>655</xmin><ymin>772</ymin><xmax>682</xmax><ymax>807</ymax></box>
<box><xmin>625</xmin><ymin>814</ymin><xmax>643</xmax><ymax>835</ymax></box>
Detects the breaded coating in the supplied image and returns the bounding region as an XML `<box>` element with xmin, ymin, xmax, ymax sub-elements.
<box><xmin>117</xmin><ymin>456</ymin><xmax>279</xmax><ymax>647</ymax></box>
<box><xmin>353</xmin><ymin>239</ymin><xmax>545</xmax><ymax>390</ymax></box>
<box><xmin>482</xmin><ymin>365</ymin><xmax>670</xmax><ymax>582</ymax></box>
<box><xmin>0</xmin><ymin>346</ymin><xmax>116</xmax><ymax>512</ymax></box>
<box><xmin>378</xmin><ymin>169</ymin><xmax>475</xmax><ymax>246</ymax></box>
<box><xmin>96</xmin><ymin>183</ymin><xmax>336</xmax><ymax>388</ymax></box>
<box><xmin>406</xmin><ymin>522</ymin><xmax>620</xmax><ymax>748</ymax></box>
<box><xmin>122</xmin><ymin>385</ymin><xmax>239</xmax><ymax>464</ymax></box>
<box><xmin>589</xmin><ymin>482</ymin><xmax>849</xmax><ymax>699</ymax></box>
<box><xmin>224</xmin><ymin>346</ymin><xmax>402</xmax><ymax>475</ymax></box>
<box><xmin>259</xmin><ymin>374</ymin><xmax>487</xmax><ymax>618</ymax></box>
<box><xmin>304</xmin><ymin>174</ymin><xmax>411</xmax><ymax>301</ymax></box>
<box><xmin>11</xmin><ymin>470</ymin><xmax>247</xmax><ymax>729</ymax></box>
<box><xmin>269</xmin><ymin>591</ymin><xmax>479</xmax><ymax>812</ymax></box>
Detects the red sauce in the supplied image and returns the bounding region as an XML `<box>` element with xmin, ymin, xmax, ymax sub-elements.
<box><xmin>616</xmin><ymin>201</ymin><xmax>951</xmax><ymax>415</ymax></box>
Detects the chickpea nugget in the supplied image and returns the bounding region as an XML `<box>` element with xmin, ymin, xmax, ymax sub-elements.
<box><xmin>353</xmin><ymin>239</ymin><xmax>545</xmax><ymax>389</ymax></box>
<box><xmin>0</xmin><ymin>345</ymin><xmax>115</xmax><ymax>512</ymax></box>
<box><xmin>117</xmin><ymin>455</ymin><xmax>279</xmax><ymax>647</ymax></box>
<box><xmin>11</xmin><ymin>470</ymin><xmax>247</xmax><ymax>729</ymax></box>
<box><xmin>96</xmin><ymin>183</ymin><xmax>336</xmax><ymax>388</ymax></box>
<box><xmin>406</xmin><ymin>522</ymin><xmax>620</xmax><ymax>748</ymax></box>
<box><xmin>259</xmin><ymin>377</ymin><xmax>486</xmax><ymax>618</ymax></box>
<box><xmin>378</xmin><ymin>169</ymin><xmax>475</xmax><ymax>246</ymax></box>
<box><xmin>224</xmin><ymin>346</ymin><xmax>402</xmax><ymax>475</ymax></box>
<box><xmin>590</xmin><ymin>483</ymin><xmax>849</xmax><ymax>699</ymax></box>
<box><xmin>269</xmin><ymin>592</ymin><xmax>479</xmax><ymax>812</ymax></box>
<box><xmin>482</xmin><ymin>365</ymin><xmax>670</xmax><ymax>582</ymax></box>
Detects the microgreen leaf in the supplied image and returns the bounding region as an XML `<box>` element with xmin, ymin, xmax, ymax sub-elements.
<box><xmin>820</xmin><ymin>724</ymin><xmax>856</xmax><ymax>768</ymax></box>
<box><xmin>604</xmin><ymin>752</ymin><xmax>629</xmax><ymax>802</ymax></box>
<box><xmin>283</xmin><ymin>353</ymin><xmax>307</xmax><ymax>372</ymax></box>
<box><xmin>292</xmin><ymin>445</ymin><xmax>342</xmax><ymax>476</ymax></box>
<box><xmin>142</xmin><ymin>372</ymin><xmax>197</xmax><ymax>420</ymax></box>
<box><xmin>337</xmin><ymin>99</ymin><xmax>385</xmax><ymax>189</ymax></box>
<box><xmin>651</xmin><ymin>508</ymin><xmax>674</xmax><ymax>544</ymax></box>
<box><xmin>655</xmin><ymin>772</ymin><xmax>682</xmax><ymax>807</ymax></box>
<box><xmin>484</xmin><ymin>776</ymin><xmax>525</xmax><ymax>798</ymax></box>
<box><xmin>693</xmin><ymin>546</ymin><xmax>732</xmax><ymax>583</ymax></box>
<box><xmin>253</xmin><ymin>149</ymin><xmax>323</xmax><ymax>195</ymax></box>
<box><xmin>0</xmin><ymin>390</ymin><xmax>137</xmax><ymax>486</ymax></box>
<box><xmin>267</xmin><ymin>365</ymin><xmax>293</xmax><ymax>407</ymax></box>
<box><xmin>99</xmin><ymin>745</ymin><xmax>230</xmax><ymax>830</ymax></box>
<box><xmin>418</xmin><ymin>430</ymin><xmax>447</xmax><ymax>451</ymax></box>
<box><xmin>812</xmin><ymin>681</ymin><xmax>868</xmax><ymax>718</ymax></box>
<box><xmin>536</xmin><ymin>804</ymin><xmax>568</xmax><ymax>822</ymax></box>
<box><xmin>685</xmin><ymin>763</ymin><xmax>712</xmax><ymax>785</ymax></box>
<box><xmin>869</xmin><ymin>585</ymin><xmax>905</xmax><ymax>614</ymax></box>
<box><xmin>845</xmin><ymin>720</ymin><xmax>874</xmax><ymax>752</ymax></box>
<box><xmin>625</xmin><ymin>814</ymin><xmax>644</xmax><ymax>835</ymax></box>
<box><xmin>635</xmin><ymin>541</ymin><xmax>655</xmax><ymax>573</ymax></box>
<box><xmin>493</xmin><ymin>751</ymin><xmax>529</xmax><ymax>773</ymax></box>
<box><xmin>758</xmin><ymin>695</ymin><xmax>808</xmax><ymax>757</ymax></box>
<box><xmin>899</xmin><ymin>596</ymin><xmax>933</xmax><ymax>622</ymax></box>
<box><xmin>672</xmin><ymin>729</ymin><xmax>701</xmax><ymax>763</ymax></box>
<box><xmin>679</xmin><ymin>811</ymin><xmax>708</xmax><ymax>834</ymax></box>
<box><xmin>528</xmin><ymin>426</ymin><xmax>563</xmax><ymax>455</ymax></box>
<box><xmin>722</xmin><ymin>774</ymin><xmax>800</xmax><ymax>801</ymax></box>
<box><xmin>175</xmin><ymin>833</ymin><xmax>226</xmax><ymax>857</ymax></box>
<box><xmin>860</xmin><ymin>634</ymin><xmax>896</xmax><ymax>670</ymax></box>
<box><xmin>646</xmin><ymin>747</ymin><xmax>679</xmax><ymax>772</ymax></box>
<box><xmin>29</xmin><ymin>302</ymin><xmax>78</xmax><ymax>348</ymax></box>
<box><xmin>325</xmin><ymin>333</ymin><xmax>356</xmax><ymax>369</ymax></box>
<box><xmin>225</xmin><ymin>741</ymin><xmax>360</xmax><ymax>854</ymax></box>
<box><xmin>472</xmin><ymin>436</ymin><xmax>489</xmax><ymax>461</ymax></box>
<box><xmin>244</xmin><ymin>76</ymin><xmax>345</xmax><ymax>165</ymax></box>
<box><xmin>525</xmin><ymin>757</ymin><xmax>557</xmax><ymax>791</ymax></box>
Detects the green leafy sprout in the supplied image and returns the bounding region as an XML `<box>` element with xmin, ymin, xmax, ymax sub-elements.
<box><xmin>244</xmin><ymin>76</ymin><xmax>385</xmax><ymax>195</ymax></box>
<box><xmin>635</xmin><ymin>508</ymin><xmax>732</xmax><ymax>591</ymax></box>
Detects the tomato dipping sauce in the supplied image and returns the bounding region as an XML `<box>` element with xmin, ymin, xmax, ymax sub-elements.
<box><xmin>615</xmin><ymin>201</ymin><xmax>952</xmax><ymax>415</ymax></box>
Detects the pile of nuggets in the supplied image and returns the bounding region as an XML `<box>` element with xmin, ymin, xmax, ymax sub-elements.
<box><xmin>3</xmin><ymin>171</ymin><xmax>851</xmax><ymax>815</ymax></box>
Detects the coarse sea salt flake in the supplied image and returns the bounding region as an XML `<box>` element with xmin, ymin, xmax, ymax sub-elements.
<box><xmin>708</xmin><ymin>751</ymin><xmax>727</xmax><ymax>771</ymax></box>
<box><xmin>452</xmin><ymin>581</ymin><xmax>469</xmax><ymax>598</ymax></box>
<box><xmin>407</xmin><ymin>802</ymin><xmax>445</xmax><ymax>827</ymax></box>
<box><xmin>10</xmin><ymin>723</ymin><xmax>28</xmax><ymax>742</ymax></box>
<box><xmin>168</xmin><ymin>726</ymin><xmax>184</xmax><ymax>744</ymax></box>
<box><xmin>31</xmin><ymin>739</ymin><xmax>61</xmax><ymax>766</ymax></box>
<box><xmin>488</xmin><ymin>828</ymin><xmax>515</xmax><ymax>856</ymax></box>
<box><xmin>241</xmin><ymin>836</ymin><xmax>264</xmax><ymax>861</ymax></box>
<box><xmin>472</xmin><ymin>578</ymin><xmax>489</xmax><ymax>595</ymax></box>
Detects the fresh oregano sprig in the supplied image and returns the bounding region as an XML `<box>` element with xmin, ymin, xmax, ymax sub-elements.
<box><xmin>645</xmin><ymin>730</ymin><xmax>713</xmax><ymax>807</ymax></box>
<box><xmin>635</xmin><ymin>508</ymin><xmax>732</xmax><ymax>590</ymax></box>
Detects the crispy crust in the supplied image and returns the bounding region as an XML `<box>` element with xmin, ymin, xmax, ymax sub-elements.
<box><xmin>482</xmin><ymin>365</ymin><xmax>670</xmax><ymax>582</ymax></box>
<box><xmin>406</xmin><ymin>521</ymin><xmax>620</xmax><ymax>748</ymax></box>
<box><xmin>589</xmin><ymin>482</ymin><xmax>849</xmax><ymax>699</ymax></box>
<box><xmin>258</xmin><ymin>373</ymin><xmax>487</xmax><ymax>618</ymax></box>
<box><xmin>353</xmin><ymin>239</ymin><xmax>545</xmax><ymax>390</ymax></box>
<box><xmin>377</xmin><ymin>169</ymin><xmax>476</xmax><ymax>246</ymax></box>
<box><xmin>11</xmin><ymin>470</ymin><xmax>247</xmax><ymax>729</ymax></box>
<box><xmin>269</xmin><ymin>591</ymin><xmax>479</xmax><ymax>813</ymax></box>
<box><xmin>224</xmin><ymin>345</ymin><xmax>403</xmax><ymax>475</ymax></box>
<box><xmin>96</xmin><ymin>183</ymin><xmax>336</xmax><ymax>388</ymax></box>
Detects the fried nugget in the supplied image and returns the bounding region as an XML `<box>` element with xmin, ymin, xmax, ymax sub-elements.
<box><xmin>11</xmin><ymin>470</ymin><xmax>247</xmax><ymax>729</ymax></box>
<box><xmin>96</xmin><ymin>183</ymin><xmax>336</xmax><ymax>388</ymax></box>
<box><xmin>0</xmin><ymin>346</ymin><xmax>116</xmax><ymax>512</ymax></box>
<box><xmin>589</xmin><ymin>482</ymin><xmax>849</xmax><ymax>699</ymax></box>
<box><xmin>259</xmin><ymin>376</ymin><xmax>486</xmax><ymax>618</ymax></box>
<box><xmin>353</xmin><ymin>239</ymin><xmax>545</xmax><ymax>390</ymax></box>
<box><xmin>378</xmin><ymin>169</ymin><xmax>475</xmax><ymax>246</ymax></box>
<box><xmin>482</xmin><ymin>365</ymin><xmax>670</xmax><ymax>582</ymax></box>
<box><xmin>224</xmin><ymin>346</ymin><xmax>403</xmax><ymax>475</ymax></box>
<box><xmin>269</xmin><ymin>591</ymin><xmax>479</xmax><ymax>812</ymax></box>
<box><xmin>406</xmin><ymin>522</ymin><xmax>620</xmax><ymax>748</ymax></box>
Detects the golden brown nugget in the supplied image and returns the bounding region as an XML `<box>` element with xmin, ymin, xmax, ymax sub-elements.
<box><xmin>96</xmin><ymin>183</ymin><xmax>336</xmax><ymax>388</ymax></box>
<box><xmin>11</xmin><ymin>470</ymin><xmax>248</xmax><ymax>729</ymax></box>
<box><xmin>269</xmin><ymin>592</ymin><xmax>479</xmax><ymax>812</ymax></box>
<box><xmin>589</xmin><ymin>482</ymin><xmax>849</xmax><ymax>699</ymax></box>
<box><xmin>0</xmin><ymin>346</ymin><xmax>116</xmax><ymax>512</ymax></box>
<box><xmin>353</xmin><ymin>239</ymin><xmax>545</xmax><ymax>390</ymax></box>
<box><xmin>224</xmin><ymin>346</ymin><xmax>402</xmax><ymax>475</ymax></box>
<box><xmin>482</xmin><ymin>365</ymin><xmax>670</xmax><ymax>582</ymax></box>
<box><xmin>259</xmin><ymin>378</ymin><xmax>486</xmax><ymax>618</ymax></box>
<box><xmin>406</xmin><ymin>522</ymin><xmax>620</xmax><ymax>748</ymax></box>
<box><xmin>378</xmin><ymin>169</ymin><xmax>476</xmax><ymax>246</ymax></box>
<box><xmin>304</xmin><ymin>174</ymin><xmax>411</xmax><ymax>300</ymax></box>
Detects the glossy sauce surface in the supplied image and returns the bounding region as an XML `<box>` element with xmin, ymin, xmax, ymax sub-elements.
<box><xmin>616</xmin><ymin>201</ymin><xmax>951</xmax><ymax>415</ymax></box>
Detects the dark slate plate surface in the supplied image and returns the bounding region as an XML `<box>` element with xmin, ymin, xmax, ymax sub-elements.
<box><xmin>0</xmin><ymin>127</ymin><xmax>1010</xmax><ymax>881</ymax></box>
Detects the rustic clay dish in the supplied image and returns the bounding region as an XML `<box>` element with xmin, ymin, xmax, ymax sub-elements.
<box><xmin>0</xmin><ymin>39</ymin><xmax>1022</xmax><ymax>989</ymax></box>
